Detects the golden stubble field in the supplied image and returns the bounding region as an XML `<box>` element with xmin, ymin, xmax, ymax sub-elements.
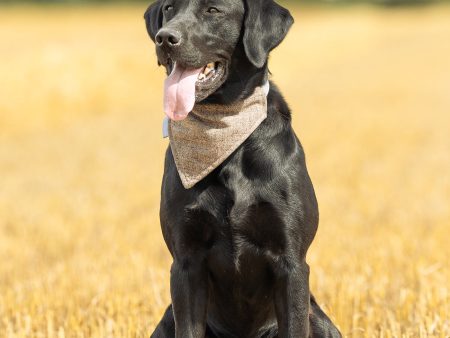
<box><xmin>0</xmin><ymin>3</ymin><xmax>449</xmax><ymax>337</ymax></box>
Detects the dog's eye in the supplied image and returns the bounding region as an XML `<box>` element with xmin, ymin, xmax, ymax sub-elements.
<box><xmin>206</xmin><ymin>7</ymin><xmax>220</xmax><ymax>14</ymax></box>
<box><xmin>164</xmin><ymin>5</ymin><xmax>173</xmax><ymax>12</ymax></box>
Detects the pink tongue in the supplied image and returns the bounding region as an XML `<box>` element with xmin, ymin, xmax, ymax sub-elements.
<box><xmin>164</xmin><ymin>63</ymin><xmax>204</xmax><ymax>121</ymax></box>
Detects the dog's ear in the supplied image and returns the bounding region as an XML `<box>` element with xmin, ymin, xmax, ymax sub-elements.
<box><xmin>243</xmin><ymin>0</ymin><xmax>294</xmax><ymax>68</ymax></box>
<box><xmin>144</xmin><ymin>1</ymin><xmax>163</xmax><ymax>43</ymax></box>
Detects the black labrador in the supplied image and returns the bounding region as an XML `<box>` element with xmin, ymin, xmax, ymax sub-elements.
<box><xmin>144</xmin><ymin>0</ymin><xmax>342</xmax><ymax>337</ymax></box>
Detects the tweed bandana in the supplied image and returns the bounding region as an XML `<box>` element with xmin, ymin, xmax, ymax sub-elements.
<box><xmin>165</xmin><ymin>83</ymin><xmax>269</xmax><ymax>189</ymax></box>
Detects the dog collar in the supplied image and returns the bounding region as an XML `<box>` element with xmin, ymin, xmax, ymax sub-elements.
<box><xmin>162</xmin><ymin>82</ymin><xmax>270</xmax><ymax>189</ymax></box>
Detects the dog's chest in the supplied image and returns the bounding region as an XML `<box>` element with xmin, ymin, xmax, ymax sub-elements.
<box><xmin>165</xmin><ymin>170</ymin><xmax>289</xmax><ymax>264</ymax></box>
<box><xmin>160</xmin><ymin>140</ymin><xmax>296</xmax><ymax>271</ymax></box>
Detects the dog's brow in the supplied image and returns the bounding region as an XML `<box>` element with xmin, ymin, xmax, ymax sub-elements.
<box><xmin>204</xmin><ymin>0</ymin><xmax>226</xmax><ymax>5</ymax></box>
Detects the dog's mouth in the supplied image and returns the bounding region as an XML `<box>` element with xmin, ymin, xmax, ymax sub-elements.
<box><xmin>196</xmin><ymin>61</ymin><xmax>226</xmax><ymax>98</ymax></box>
<box><xmin>163</xmin><ymin>60</ymin><xmax>227</xmax><ymax>121</ymax></box>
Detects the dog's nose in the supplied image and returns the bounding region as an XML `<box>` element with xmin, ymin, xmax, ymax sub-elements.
<box><xmin>155</xmin><ymin>29</ymin><xmax>182</xmax><ymax>47</ymax></box>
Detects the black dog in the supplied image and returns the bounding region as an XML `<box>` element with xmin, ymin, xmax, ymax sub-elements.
<box><xmin>145</xmin><ymin>0</ymin><xmax>342</xmax><ymax>337</ymax></box>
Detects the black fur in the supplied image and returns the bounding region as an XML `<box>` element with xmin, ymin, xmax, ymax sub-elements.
<box><xmin>144</xmin><ymin>0</ymin><xmax>342</xmax><ymax>337</ymax></box>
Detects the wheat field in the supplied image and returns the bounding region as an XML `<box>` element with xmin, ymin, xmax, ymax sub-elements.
<box><xmin>0</xmin><ymin>3</ymin><xmax>449</xmax><ymax>337</ymax></box>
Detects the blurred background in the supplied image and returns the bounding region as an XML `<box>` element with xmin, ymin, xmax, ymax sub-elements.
<box><xmin>0</xmin><ymin>0</ymin><xmax>449</xmax><ymax>337</ymax></box>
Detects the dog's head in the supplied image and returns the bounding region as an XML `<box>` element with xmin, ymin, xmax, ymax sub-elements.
<box><xmin>144</xmin><ymin>0</ymin><xmax>293</xmax><ymax>120</ymax></box>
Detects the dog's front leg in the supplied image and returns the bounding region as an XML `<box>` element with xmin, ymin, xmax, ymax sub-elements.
<box><xmin>170</xmin><ymin>257</ymin><xmax>208</xmax><ymax>338</ymax></box>
<box><xmin>273</xmin><ymin>261</ymin><xmax>310</xmax><ymax>338</ymax></box>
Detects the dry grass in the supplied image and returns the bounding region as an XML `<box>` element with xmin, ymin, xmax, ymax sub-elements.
<box><xmin>0</xmin><ymin>4</ymin><xmax>449</xmax><ymax>337</ymax></box>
